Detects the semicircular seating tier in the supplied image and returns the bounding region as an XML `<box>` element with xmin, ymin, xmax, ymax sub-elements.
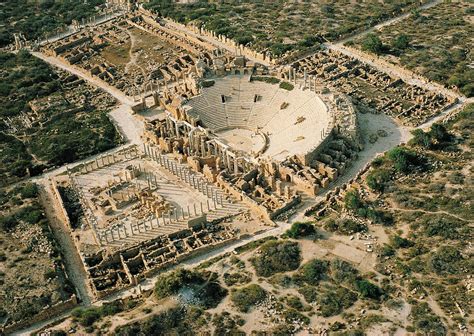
<box><xmin>186</xmin><ymin>75</ymin><xmax>332</xmax><ymax>162</ymax></box>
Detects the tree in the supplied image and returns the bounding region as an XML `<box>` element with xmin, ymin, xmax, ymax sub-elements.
<box><xmin>0</xmin><ymin>215</ymin><xmax>17</xmax><ymax>232</ymax></box>
<box><xmin>429</xmin><ymin>246</ymin><xmax>464</xmax><ymax>275</ymax></box>
<box><xmin>286</xmin><ymin>222</ymin><xmax>316</xmax><ymax>238</ymax></box>
<box><xmin>154</xmin><ymin>269</ymin><xmax>199</xmax><ymax>299</ymax></box>
<box><xmin>410</xmin><ymin>129</ymin><xmax>432</xmax><ymax>148</ymax></box>
<box><xmin>387</xmin><ymin>147</ymin><xmax>421</xmax><ymax>173</ymax></box>
<box><xmin>230</xmin><ymin>284</ymin><xmax>267</xmax><ymax>312</ymax></box>
<box><xmin>251</xmin><ymin>240</ymin><xmax>301</xmax><ymax>277</ymax></box>
<box><xmin>392</xmin><ymin>34</ymin><xmax>410</xmax><ymax>50</ymax></box>
<box><xmin>390</xmin><ymin>235</ymin><xmax>414</xmax><ymax>249</ymax></box>
<box><xmin>299</xmin><ymin>259</ymin><xmax>329</xmax><ymax>284</ymax></box>
<box><xmin>344</xmin><ymin>190</ymin><xmax>363</xmax><ymax>210</ymax></box>
<box><xmin>366</xmin><ymin>169</ymin><xmax>390</xmax><ymax>192</ymax></box>
<box><xmin>20</xmin><ymin>183</ymin><xmax>39</xmax><ymax>198</ymax></box>
<box><xmin>355</xmin><ymin>279</ymin><xmax>383</xmax><ymax>300</ymax></box>
<box><xmin>429</xmin><ymin>123</ymin><xmax>451</xmax><ymax>143</ymax></box>
<box><xmin>362</xmin><ymin>34</ymin><xmax>385</xmax><ymax>54</ymax></box>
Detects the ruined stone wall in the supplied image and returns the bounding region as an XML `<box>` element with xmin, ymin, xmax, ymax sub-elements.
<box><xmin>164</xmin><ymin>18</ymin><xmax>274</xmax><ymax>65</ymax></box>
<box><xmin>269</xmin><ymin>195</ymin><xmax>301</xmax><ymax>220</ymax></box>
<box><xmin>2</xmin><ymin>295</ymin><xmax>78</xmax><ymax>334</ymax></box>
<box><xmin>341</xmin><ymin>45</ymin><xmax>459</xmax><ymax>100</ymax></box>
<box><xmin>301</xmin><ymin>128</ymin><xmax>335</xmax><ymax>166</ymax></box>
<box><xmin>51</xmin><ymin>178</ymin><xmax>73</xmax><ymax>229</ymax></box>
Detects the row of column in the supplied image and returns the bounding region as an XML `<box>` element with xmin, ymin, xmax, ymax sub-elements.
<box><xmin>98</xmin><ymin>196</ymin><xmax>217</xmax><ymax>244</ymax></box>
<box><xmin>68</xmin><ymin>175</ymin><xmax>101</xmax><ymax>246</ymax></box>
<box><xmin>143</xmin><ymin>144</ymin><xmax>226</xmax><ymax>207</ymax></box>
<box><xmin>81</xmin><ymin>146</ymin><xmax>139</xmax><ymax>174</ymax></box>
<box><xmin>287</xmin><ymin>67</ymin><xmax>319</xmax><ymax>92</ymax></box>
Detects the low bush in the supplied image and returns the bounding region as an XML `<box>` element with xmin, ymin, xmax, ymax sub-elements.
<box><xmin>366</xmin><ymin>169</ymin><xmax>390</xmax><ymax>192</ymax></box>
<box><xmin>410</xmin><ymin>301</ymin><xmax>446</xmax><ymax>335</ymax></box>
<box><xmin>72</xmin><ymin>301</ymin><xmax>124</xmax><ymax>327</ymax></box>
<box><xmin>279</xmin><ymin>81</ymin><xmax>294</xmax><ymax>91</ymax></box>
<box><xmin>298</xmin><ymin>285</ymin><xmax>318</xmax><ymax>303</ymax></box>
<box><xmin>390</xmin><ymin>235</ymin><xmax>414</xmax><ymax>249</ymax></box>
<box><xmin>318</xmin><ymin>286</ymin><xmax>357</xmax><ymax>317</ymax></box>
<box><xmin>324</xmin><ymin>218</ymin><xmax>367</xmax><ymax>235</ymax></box>
<box><xmin>285</xmin><ymin>222</ymin><xmax>316</xmax><ymax>239</ymax></box>
<box><xmin>429</xmin><ymin>246</ymin><xmax>467</xmax><ymax>275</ymax></box>
<box><xmin>251</xmin><ymin>240</ymin><xmax>301</xmax><ymax>277</ymax></box>
<box><xmin>297</xmin><ymin>259</ymin><xmax>329</xmax><ymax>285</ymax></box>
<box><xmin>230</xmin><ymin>284</ymin><xmax>267</xmax><ymax>312</ymax></box>
<box><xmin>251</xmin><ymin>76</ymin><xmax>280</xmax><ymax>84</ymax></box>
<box><xmin>354</xmin><ymin>279</ymin><xmax>383</xmax><ymax>300</ymax></box>
<box><xmin>196</xmin><ymin>281</ymin><xmax>228</xmax><ymax>309</ymax></box>
<box><xmin>115</xmin><ymin>306</ymin><xmax>203</xmax><ymax>335</ymax></box>
<box><xmin>330</xmin><ymin>259</ymin><xmax>358</xmax><ymax>284</ymax></box>
<box><xmin>154</xmin><ymin>269</ymin><xmax>199</xmax><ymax>299</ymax></box>
<box><xmin>201</xmin><ymin>79</ymin><xmax>215</xmax><ymax>88</ymax></box>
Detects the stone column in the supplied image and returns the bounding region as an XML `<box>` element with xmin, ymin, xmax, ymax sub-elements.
<box><xmin>304</xmin><ymin>68</ymin><xmax>308</xmax><ymax>89</ymax></box>
<box><xmin>234</xmin><ymin>158</ymin><xmax>239</xmax><ymax>175</ymax></box>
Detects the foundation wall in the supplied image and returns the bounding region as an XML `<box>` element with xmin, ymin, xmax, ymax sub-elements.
<box><xmin>2</xmin><ymin>295</ymin><xmax>78</xmax><ymax>334</ymax></box>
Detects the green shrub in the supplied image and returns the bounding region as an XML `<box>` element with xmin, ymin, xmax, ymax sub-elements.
<box><xmin>429</xmin><ymin>246</ymin><xmax>466</xmax><ymax>275</ymax></box>
<box><xmin>391</xmin><ymin>34</ymin><xmax>411</xmax><ymax>50</ymax></box>
<box><xmin>282</xmin><ymin>308</ymin><xmax>310</xmax><ymax>325</ymax></box>
<box><xmin>344</xmin><ymin>190</ymin><xmax>363</xmax><ymax>210</ymax></box>
<box><xmin>20</xmin><ymin>183</ymin><xmax>39</xmax><ymax>198</ymax></box>
<box><xmin>279</xmin><ymin>81</ymin><xmax>294</xmax><ymax>91</ymax></box>
<box><xmin>285</xmin><ymin>222</ymin><xmax>316</xmax><ymax>238</ymax></box>
<box><xmin>355</xmin><ymin>279</ymin><xmax>383</xmax><ymax>300</ymax></box>
<box><xmin>71</xmin><ymin>301</ymin><xmax>124</xmax><ymax>327</ymax></box>
<box><xmin>390</xmin><ymin>235</ymin><xmax>414</xmax><ymax>249</ymax></box>
<box><xmin>44</xmin><ymin>269</ymin><xmax>56</xmax><ymax>280</ymax></box>
<box><xmin>324</xmin><ymin>218</ymin><xmax>367</xmax><ymax>235</ymax></box>
<box><xmin>230</xmin><ymin>284</ymin><xmax>267</xmax><ymax>312</ymax></box>
<box><xmin>196</xmin><ymin>281</ymin><xmax>228</xmax><ymax>309</ymax></box>
<box><xmin>72</xmin><ymin>307</ymin><xmax>101</xmax><ymax>327</ymax></box>
<box><xmin>330</xmin><ymin>259</ymin><xmax>358</xmax><ymax>284</ymax></box>
<box><xmin>251</xmin><ymin>76</ymin><xmax>280</xmax><ymax>84</ymax></box>
<box><xmin>286</xmin><ymin>295</ymin><xmax>304</xmax><ymax>310</ymax></box>
<box><xmin>212</xmin><ymin>312</ymin><xmax>245</xmax><ymax>335</ymax></box>
<box><xmin>318</xmin><ymin>286</ymin><xmax>357</xmax><ymax>317</ymax></box>
<box><xmin>115</xmin><ymin>306</ymin><xmax>196</xmax><ymax>336</ymax></box>
<box><xmin>380</xmin><ymin>244</ymin><xmax>395</xmax><ymax>257</ymax></box>
<box><xmin>251</xmin><ymin>240</ymin><xmax>301</xmax><ymax>277</ymax></box>
<box><xmin>298</xmin><ymin>285</ymin><xmax>318</xmax><ymax>303</ymax></box>
<box><xmin>234</xmin><ymin>236</ymin><xmax>277</xmax><ymax>254</ymax></box>
<box><xmin>0</xmin><ymin>215</ymin><xmax>17</xmax><ymax>232</ymax></box>
<box><xmin>362</xmin><ymin>33</ymin><xmax>385</xmax><ymax>54</ymax></box>
<box><xmin>154</xmin><ymin>269</ymin><xmax>202</xmax><ymax>299</ymax></box>
<box><xmin>366</xmin><ymin>169</ymin><xmax>390</xmax><ymax>192</ymax></box>
<box><xmin>201</xmin><ymin>80</ymin><xmax>215</xmax><ymax>88</ymax></box>
<box><xmin>410</xmin><ymin>301</ymin><xmax>446</xmax><ymax>335</ymax></box>
<box><xmin>223</xmin><ymin>272</ymin><xmax>251</xmax><ymax>286</ymax></box>
<box><xmin>386</xmin><ymin>147</ymin><xmax>423</xmax><ymax>173</ymax></box>
<box><xmin>17</xmin><ymin>206</ymin><xmax>43</xmax><ymax>224</ymax></box>
<box><xmin>298</xmin><ymin>259</ymin><xmax>329</xmax><ymax>285</ymax></box>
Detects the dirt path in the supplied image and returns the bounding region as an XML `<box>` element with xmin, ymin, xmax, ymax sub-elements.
<box><xmin>389</xmin><ymin>206</ymin><xmax>471</xmax><ymax>223</ymax></box>
<box><xmin>38</xmin><ymin>182</ymin><xmax>93</xmax><ymax>305</ymax></box>
<box><xmin>32</xmin><ymin>52</ymin><xmax>134</xmax><ymax>106</ymax></box>
<box><xmin>121</xmin><ymin>27</ymin><xmax>146</xmax><ymax>78</ymax></box>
